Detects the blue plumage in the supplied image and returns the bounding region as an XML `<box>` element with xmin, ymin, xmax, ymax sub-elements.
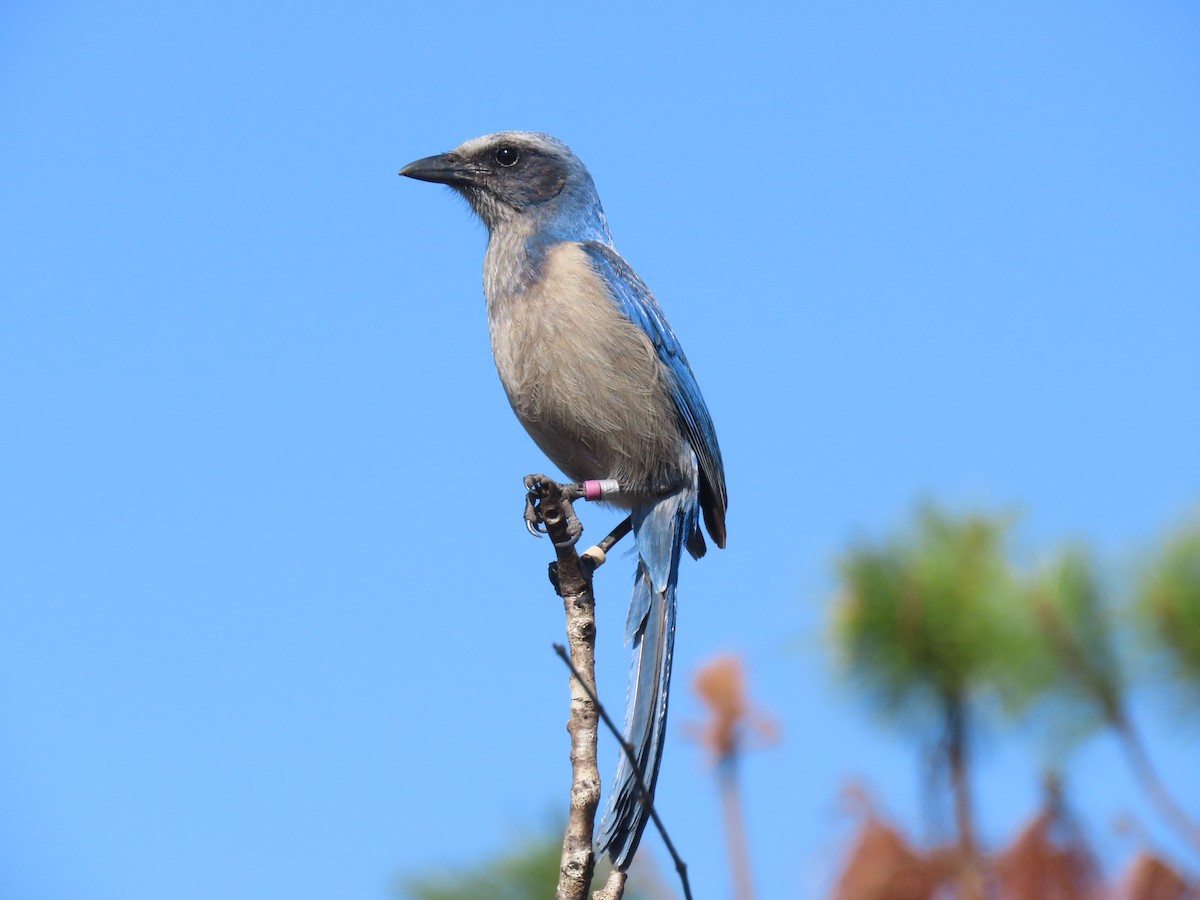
<box><xmin>580</xmin><ymin>241</ymin><xmax>727</xmax><ymax>552</ymax></box>
<box><xmin>400</xmin><ymin>132</ymin><xmax>727</xmax><ymax>869</ymax></box>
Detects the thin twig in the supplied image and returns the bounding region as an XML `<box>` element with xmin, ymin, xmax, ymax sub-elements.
<box><xmin>718</xmin><ymin>758</ymin><xmax>755</xmax><ymax>900</ymax></box>
<box><xmin>554</xmin><ymin>643</ymin><xmax>694</xmax><ymax>900</ymax></box>
<box><xmin>592</xmin><ymin>868</ymin><xmax>628</xmax><ymax>900</ymax></box>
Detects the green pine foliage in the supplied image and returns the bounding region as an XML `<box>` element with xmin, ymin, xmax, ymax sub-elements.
<box><xmin>1011</xmin><ymin>548</ymin><xmax>1126</xmax><ymax>755</ymax></box>
<box><xmin>400</xmin><ymin>833</ymin><xmax>563</xmax><ymax>900</ymax></box>
<box><xmin>399</xmin><ymin>829</ymin><xmax>645</xmax><ymax>900</ymax></box>
<box><xmin>832</xmin><ymin>505</ymin><xmax>1023</xmax><ymax>728</ymax></box>
<box><xmin>1137</xmin><ymin>514</ymin><xmax>1200</xmax><ymax>715</ymax></box>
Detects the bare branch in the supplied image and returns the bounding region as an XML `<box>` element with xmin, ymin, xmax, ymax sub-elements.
<box><xmin>526</xmin><ymin>477</ymin><xmax>605</xmax><ymax>900</ymax></box>
<box><xmin>554</xmin><ymin>644</ymin><xmax>694</xmax><ymax>900</ymax></box>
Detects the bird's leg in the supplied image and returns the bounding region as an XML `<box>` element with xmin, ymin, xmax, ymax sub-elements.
<box><xmin>598</xmin><ymin>516</ymin><xmax>633</xmax><ymax>553</ymax></box>
<box><xmin>567</xmin><ymin>475</ymin><xmax>689</xmax><ymax>570</ymax></box>
<box><xmin>580</xmin><ymin>515</ymin><xmax>633</xmax><ymax>571</ymax></box>
<box><xmin>569</xmin><ymin>477</ymin><xmax>689</xmax><ymax>504</ymax></box>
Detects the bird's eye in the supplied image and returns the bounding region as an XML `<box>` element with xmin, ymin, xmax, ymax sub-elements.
<box><xmin>495</xmin><ymin>146</ymin><xmax>520</xmax><ymax>167</ymax></box>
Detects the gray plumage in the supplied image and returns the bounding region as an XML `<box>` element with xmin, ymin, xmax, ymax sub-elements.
<box><xmin>400</xmin><ymin>131</ymin><xmax>727</xmax><ymax>868</ymax></box>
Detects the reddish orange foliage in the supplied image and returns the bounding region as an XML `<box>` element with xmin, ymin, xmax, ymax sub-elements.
<box><xmin>831</xmin><ymin>782</ymin><xmax>1197</xmax><ymax>899</ymax></box>
<box><xmin>832</xmin><ymin>812</ymin><xmax>956</xmax><ymax>900</ymax></box>
<box><xmin>1118</xmin><ymin>853</ymin><xmax>1198</xmax><ymax>900</ymax></box>
<box><xmin>690</xmin><ymin>654</ymin><xmax>777</xmax><ymax>762</ymax></box>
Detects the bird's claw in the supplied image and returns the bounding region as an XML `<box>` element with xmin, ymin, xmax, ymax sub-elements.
<box><xmin>555</xmin><ymin>502</ymin><xmax>584</xmax><ymax>549</ymax></box>
<box><xmin>524</xmin><ymin>475</ymin><xmax>548</xmax><ymax>538</ymax></box>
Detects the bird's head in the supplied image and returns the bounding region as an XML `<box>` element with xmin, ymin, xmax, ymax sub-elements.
<box><xmin>399</xmin><ymin>131</ymin><xmax>607</xmax><ymax>238</ymax></box>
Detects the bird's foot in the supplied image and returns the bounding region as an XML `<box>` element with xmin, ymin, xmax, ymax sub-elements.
<box><xmin>522</xmin><ymin>474</ymin><xmax>584</xmax><ymax>547</ymax></box>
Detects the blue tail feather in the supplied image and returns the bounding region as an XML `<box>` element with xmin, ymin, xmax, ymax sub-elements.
<box><xmin>596</xmin><ymin>489</ymin><xmax>693</xmax><ymax>868</ymax></box>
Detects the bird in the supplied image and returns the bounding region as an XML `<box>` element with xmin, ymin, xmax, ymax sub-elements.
<box><xmin>399</xmin><ymin>131</ymin><xmax>727</xmax><ymax>868</ymax></box>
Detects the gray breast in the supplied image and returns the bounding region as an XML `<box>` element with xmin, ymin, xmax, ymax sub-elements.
<box><xmin>486</xmin><ymin>242</ymin><xmax>690</xmax><ymax>505</ymax></box>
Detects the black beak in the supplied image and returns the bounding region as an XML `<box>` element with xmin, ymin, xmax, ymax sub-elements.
<box><xmin>398</xmin><ymin>152</ymin><xmax>477</xmax><ymax>186</ymax></box>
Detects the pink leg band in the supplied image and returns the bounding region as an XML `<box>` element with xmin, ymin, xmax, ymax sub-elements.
<box><xmin>582</xmin><ymin>479</ymin><xmax>620</xmax><ymax>501</ymax></box>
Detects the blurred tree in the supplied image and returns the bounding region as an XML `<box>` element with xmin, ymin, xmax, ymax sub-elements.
<box><xmin>399</xmin><ymin>828</ymin><xmax>650</xmax><ymax>900</ymax></box>
<box><xmin>1020</xmin><ymin>547</ymin><xmax>1200</xmax><ymax>856</ymax></box>
<box><xmin>831</xmin><ymin>505</ymin><xmax>1023</xmax><ymax>899</ymax></box>
<box><xmin>399</xmin><ymin>833</ymin><xmax>562</xmax><ymax>900</ymax></box>
<box><xmin>1137</xmin><ymin>514</ymin><xmax>1200</xmax><ymax>714</ymax></box>
<box><xmin>830</xmin><ymin>506</ymin><xmax>1200</xmax><ymax>895</ymax></box>
<box><xmin>1132</xmin><ymin>515</ymin><xmax>1200</xmax><ymax>854</ymax></box>
<box><xmin>831</xmin><ymin>782</ymin><xmax>957</xmax><ymax>900</ymax></box>
<box><xmin>1117</xmin><ymin>851</ymin><xmax>1199</xmax><ymax>900</ymax></box>
<box><xmin>688</xmin><ymin>654</ymin><xmax>778</xmax><ymax>900</ymax></box>
<box><xmin>1013</xmin><ymin>549</ymin><xmax>1123</xmax><ymax>748</ymax></box>
<box><xmin>991</xmin><ymin>774</ymin><xmax>1101</xmax><ymax>900</ymax></box>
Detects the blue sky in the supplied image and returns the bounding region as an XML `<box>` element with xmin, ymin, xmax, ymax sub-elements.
<box><xmin>2</xmin><ymin>1</ymin><xmax>1198</xmax><ymax>897</ymax></box>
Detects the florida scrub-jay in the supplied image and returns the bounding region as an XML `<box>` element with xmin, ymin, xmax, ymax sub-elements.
<box><xmin>400</xmin><ymin>132</ymin><xmax>727</xmax><ymax>868</ymax></box>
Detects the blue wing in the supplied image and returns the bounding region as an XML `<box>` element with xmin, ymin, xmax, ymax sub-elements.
<box><xmin>580</xmin><ymin>241</ymin><xmax>727</xmax><ymax>548</ymax></box>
